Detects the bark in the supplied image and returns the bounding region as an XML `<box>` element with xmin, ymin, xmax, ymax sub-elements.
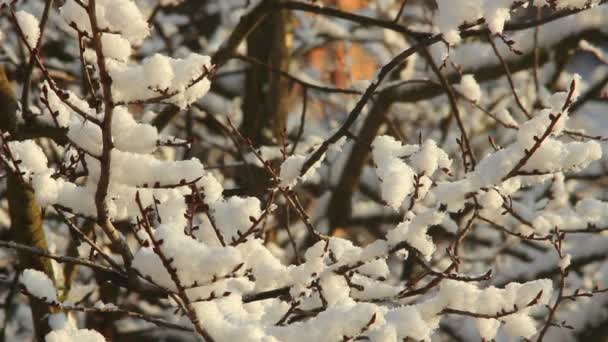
<box><xmin>239</xmin><ymin>3</ymin><xmax>291</xmax><ymax>198</ymax></box>
<box><xmin>1</xmin><ymin>65</ymin><xmax>57</xmax><ymax>341</ymax></box>
<box><xmin>241</xmin><ymin>5</ymin><xmax>290</xmax><ymax>145</ymax></box>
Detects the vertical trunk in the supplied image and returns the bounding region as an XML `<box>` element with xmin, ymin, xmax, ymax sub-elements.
<box><xmin>239</xmin><ymin>5</ymin><xmax>291</xmax><ymax>198</ymax></box>
<box><xmin>241</xmin><ymin>6</ymin><xmax>290</xmax><ymax>146</ymax></box>
<box><xmin>7</xmin><ymin>174</ymin><xmax>57</xmax><ymax>340</ymax></box>
<box><xmin>1</xmin><ymin>65</ymin><xmax>57</xmax><ymax>341</ymax></box>
<box><xmin>328</xmin><ymin>99</ymin><xmax>390</xmax><ymax>233</ymax></box>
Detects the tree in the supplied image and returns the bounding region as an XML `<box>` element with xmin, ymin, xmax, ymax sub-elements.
<box><xmin>1</xmin><ymin>0</ymin><xmax>608</xmax><ymax>341</ymax></box>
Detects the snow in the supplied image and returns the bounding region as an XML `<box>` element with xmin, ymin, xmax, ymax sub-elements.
<box><xmin>15</xmin><ymin>11</ymin><xmax>39</xmax><ymax>48</ymax></box>
<box><xmin>371</xmin><ymin>135</ymin><xmax>416</xmax><ymax>209</ymax></box>
<box><xmin>143</xmin><ymin>54</ymin><xmax>174</xmax><ymax>90</ymax></box>
<box><xmin>385</xmin><ymin>305</ymin><xmax>432</xmax><ymax>341</ymax></box>
<box><xmin>211</xmin><ymin>196</ymin><xmax>262</xmax><ymax>242</ymax></box>
<box><xmin>279</xmin><ymin>155</ymin><xmax>305</xmax><ymax>188</ymax></box>
<box><xmin>475</xmin><ymin>318</ymin><xmax>500</xmax><ymax>340</ymax></box>
<box><xmin>432</xmin><ymin>179</ymin><xmax>473</xmax><ymax>211</ymax></box>
<box><xmin>386</xmin><ymin>210</ymin><xmax>444</xmax><ymax>259</ymax></box>
<box><xmin>575</xmin><ymin>198</ymin><xmax>608</xmax><ymax>221</ymax></box>
<box><xmin>560</xmin><ymin>254</ymin><xmax>572</xmax><ymax>270</ymax></box>
<box><xmin>409</xmin><ymin>139</ymin><xmax>452</xmax><ymax>175</ymax></box>
<box><xmin>111</xmin><ymin>107</ymin><xmax>158</xmax><ymax>154</ymax></box>
<box><xmin>3</xmin><ymin>0</ymin><xmax>608</xmax><ymax>340</ymax></box>
<box><xmin>436</xmin><ymin>0</ymin><xmax>595</xmax><ymax>45</ymax></box>
<box><xmin>108</xmin><ymin>53</ymin><xmax>212</xmax><ymax>108</ymax></box>
<box><xmin>48</xmin><ymin>313</ymin><xmax>72</xmax><ymax>331</ymax></box>
<box><xmin>199</xmin><ymin>173</ymin><xmax>224</xmax><ymax>205</ymax></box>
<box><xmin>67</xmin><ymin>116</ymin><xmax>103</xmax><ymax>156</ymax></box>
<box><xmin>502</xmin><ymin>314</ymin><xmax>538</xmax><ymax>339</ymax></box>
<box><xmin>455</xmin><ymin>74</ymin><xmax>481</xmax><ymax>102</ymax></box>
<box><xmin>20</xmin><ymin>269</ymin><xmax>57</xmax><ymax>302</ymax></box>
<box><xmin>39</xmin><ymin>82</ymin><xmax>72</xmax><ymax>127</ymax></box>
<box><xmin>6</xmin><ymin>140</ymin><xmax>48</xmax><ymax>179</ymax></box>
<box><xmin>435</xmin><ymin>0</ymin><xmax>518</xmax><ymax>45</ymax></box>
<box><xmin>60</xmin><ymin>0</ymin><xmax>149</xmax><ymax>45</ymax></box>
<box><xmin>279</xmin><ymin>154</ymin><xmax>322</xmax><ymax>188</ymax></box>
<box><xmin>101</xmin><ymin>33</ymin><xmax>131</xmax><ymax>62</ymax></box>
<box><xmin>496</xmin><ymin>108</ymin><xmax>518</xmax><ymax>127</ymax></box>
<box><xmin>104</xmin><ymin>0</ymin><xmax>150</xmax><ymax>44</ymax></box>
<box><xmin>429</xmin><ymin>5</ymin><xmax>608</xmax><ymax>76</ymax></box>
<box><xmin>133</xmin><ymin>224</ymin><xmax>246</xmax><ymax>289</ymax></box>
<box><xmin>184</xmin><ymin>276</ymin><xmax>554</xmax><ymax>341</ymax></box>
<box><xmin>31</xmin><ymin>171</ymin><xmax>59</xmax><ymax>206</ymax></box>
<box><xmin>45</xmin><ymin>328</ymin><xmax>106</xmax><ymax>342</ymax></box>
<box><xmin>371</xmin><ymin>136</ymin><xmax>452</xmax><ymax>209</ymax></box>
<box><xmin>59</xmin><ymin>1</ymin><xmax>92</xmax><ymax>35</ymax></box>
<box><xmin>478</xmin><ymin>188</ymin><xmax>504</xmax><ymax>210</ymax></box>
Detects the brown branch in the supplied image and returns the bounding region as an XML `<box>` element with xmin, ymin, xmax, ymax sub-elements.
<box><xmin>87</xmin><ymin>0</ymin><xmax>133</xmax><ymax>266</ymax></box>
<box><xmin>502</xmin><ymin>112</ymin><xmax>562</xmax><ymax>181</ymax></box>
<box><xmin>422</xmin><ymin>48</ymin><xmax>476</xmax><ymax>169</ymax></box>
<box><xmin>0</xmin><ymin>240</ymin><xmax>125</xmax><ymax>278</ymax></box>
<box><xmin>135</xmin><ymin>192</ymin><xmax>215</xmax><ymax>341</ymax></box>
<box><xmin>487</xmin><ymin>34</ymin><xmax>531</xmax><ymax>118</ymax></box>
<box><xmin>441</xmin><ymin>290</ymin><xmax>544</xmax><ymax>319</ymax></box>
<box><xmin>19</xmin><ymin>0</ymin><xmax>55</xmax><ymax>122</ymax></box>
<box><xmin>299</xmin><ymin>34</ymin><xmax>443</xmax><ymax>176</ymax></box>
<box><xmin>569</xmin><ymin>73</ymin><xmax>608</xmax><ymax>114</ymax></box>
<box><xmin>277</xmin><ymin>0</ymin><xmax>426</xmax><ymax>39</ymax></box>
<box><xmin>23</xmin><ymin>292</ymin><xmax>193</xmax><ymax>333</ymax></box>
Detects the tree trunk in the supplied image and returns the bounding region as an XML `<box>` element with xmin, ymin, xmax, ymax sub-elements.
<box><xmin>1</xmin><ymin>65</ymin><xmax>57</xmax><ymax>341</ymax></box>
<box><xmin>239</xmin><ymin>4</ymin><xmax>291</xmax><ymax>199</ymax></box>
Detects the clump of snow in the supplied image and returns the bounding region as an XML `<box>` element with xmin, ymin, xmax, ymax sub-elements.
<box><xmin>48</xmin><ymin>313</ymin><xmax>72</xmax><ymax>331</ymax></box>
<box><xmin>108</xmin><ymin>53</ymin><xmax>211</xmax><ymax>108</ymax></box>
<box><xmin>435</xmin><ymin>0</ymin><xmax>520</xmax><ymax>45</ymax></box>
<box><xmin>112</xmin><ymin>107</ymin><xmax>158</xmax><ymax>154</ymax></box>
<box><xmin>211</xmin><ymin>196</ymin><xmax>262</xmax><ymax>242</ymax></box>
<box><xmin>280</xmin><ymin>155</ymin><xmax>306</xmax><ymax>188</ymax></box>
<box><xmin>39</xmin><ymin>82</ymin><xmax>72</xmax><ymax>128</ymax></box>
<box><xmin>67</xmin><ymin>116</ymin><xmax>103</xmax><ymax>156</ymax></box>
<box><xmin>104</xmin><ymin>0</ymin><xmax>150</xmax><ymax>44</ymax></box>
<box><xmin>387</xmin><ymin>210</ymin><xmax>445</xmax><ymax>259</ymax></box>
<box><xmin>133</xmin><ymin>224</ymin><xmax>245</xmax><ymax>289</ymax></box>
<box><xmin>143</xmin><ymin>54</ymin><xmax>174</xmax><ymax>90</ymax></box>
<box><xmin>409</xmin><ymin>139</ymin><xmax>452</xmax><ymax>175</ymax></box>
<box><xmin>503</xmin><ymin>314</ymin><xmax>538</xmax><ymax>339</ymax></box>
<box><xmin>20</xmin><ymin>269</ymin><xmax>57</xmax><ymax>302</ymax></box>
<box><xmin>100</xmin><ymin>33</ymin><xmax>131</xmax><ymax>61</ymax></box>
<box><xmin>61</xmin><ymin>0</ymin><xmax>149</xmax><ymax>45</ymax></box>
<box><xmin>496</xmin><ymin>108</ymin><xmax>518</xmax><ymax>127</ymax></box>
<box><xmin>455</xmin><ymin>74</ymin><xmax>481</xmax><ymax>102</ymax></box>
<box><xmin>199</xmin><ymin>173</ymin><xmax>224</xmax><ymax>205</ymax></box>
<box><xmin>15</xmin><ymin>11</ymin><xmax>40</xmax><ymax>48</ymax></box>
<box><xmin>45</xmin><ymin>328</ymin><xmax>106</xmax><ymax>342</ymax></box>
<box><xmin>371</xmin><ymin>135</ymin><xmax>417</xmax><ymax>209</ymax></box>
<box><xmin>372</xmin><ymin>136</ymin><xmax>451</xmax><ymax>209</ymax></box>
<box><xmin>560</xmin><ymin>254</ymin><xmax>572</xmax><ymax>270</ymax></box>
<box><xmin>7</xmin><ymin>140</ymin><xmax>48</xmax><ymax>179</ymax></box>
<box><xmin>384</xmin><ymin>305</ymin><xmax>432</xmax><ymax>340</ymax></box>
<box><xmin>279</xmin><ymin>154</ymin><xmax>322</xmax><ymax>188</ymax></box>
<box><xmin>476</xmin><ymin>318</ymin><xmax>501</xmax><ymax>340</ymax></box>
<box><xmin>478</xmin><ymin>188</ymin><xmax>504</xmax><ymax>210</ymax></box>
<box><xmin>575</xmin><ymin>198</ymin><xmax>608</xmax><ymax>221</ymax></box>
